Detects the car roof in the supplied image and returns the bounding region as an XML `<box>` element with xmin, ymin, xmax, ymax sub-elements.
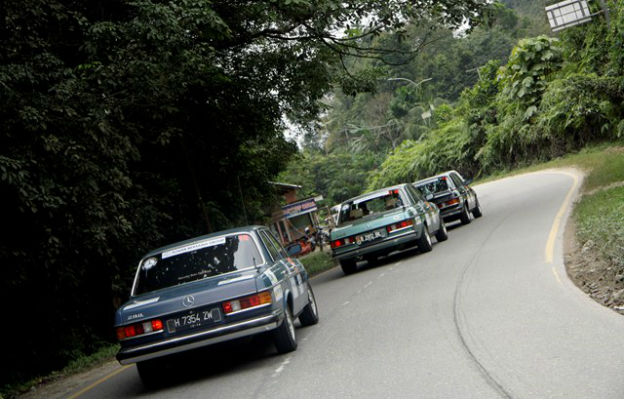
<box><xmin>142</xmin><ymin>225</ymin><xmax>265</xmax><ymax>259</ymax></box>
<box><xmin>413</xmin><ymin>170</ymin><xmax>458</xmax><ymax>185</ymax></box>
<box><xmin>343</xmin><ymin>184</ymin><xmax>408</xmax><ymax>203</ymax></box>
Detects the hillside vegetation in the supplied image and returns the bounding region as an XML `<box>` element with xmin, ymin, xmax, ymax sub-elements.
<box><xmin>280</xmin><ymin>0</ymin><xmax>622</xmax><ymax>206</ymax></box>
<box><xmin>369</xmin><ymin>6</ymin><xmax>623</xmax><ymax>187</ymax></box>
<box><xmin>1</xmin><ymin>0</ymin><xmax>494</xmax><ymax>392</ymax></box>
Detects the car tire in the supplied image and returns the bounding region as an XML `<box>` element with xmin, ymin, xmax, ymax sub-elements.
<box><xmin>472</xmin><ymin>199</ymin><xmax>483</xmax><ymax>218</ymax></box>
<box><xmin>274</xmin><ymin>306</ymin><xmax>297</xmax><ymax>353</ymax></box>
<box><xmin>340</xmin><ymin>258</ymin><xmax>357</xmax><ymax>275</ymax></box>
<box><xmin>298</xmin><ymin>284</ymin><xmax>319</xmax><ymax>326</ymax></box>
<box><xmin>460</xmin><ymin>203</ymin><xmax>472</xmax><ymax>225</ymax></box>
<box><xmin>136</xmin><ymin>360</ymin><xmax>162</xmax><ymax>389</ymax></box>
<box><xmin>435</xmin><ymin>221</ymin><xmax>448</xmax><ymax>242</ymax></box>
<box><xmin>417</xmin><ymin>224</ymin><xmax>433</xmax><ymax>253</ymax></box>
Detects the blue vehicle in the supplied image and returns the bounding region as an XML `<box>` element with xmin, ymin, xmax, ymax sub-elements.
<box><xmin>114</xmin><ymin>226</ymin><xmax>319</xmax><ymax>385</ymax></box>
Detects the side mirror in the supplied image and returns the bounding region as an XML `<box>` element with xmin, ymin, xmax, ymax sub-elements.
<box><xmin>464</xmin><ymin>178</ymin><xmax>473</xmax><ymax>185</ymax></box>
<box><xmin>425</xmin><ymin>193</ymin><xmax>434</xmax><ymax>201</ymax></box>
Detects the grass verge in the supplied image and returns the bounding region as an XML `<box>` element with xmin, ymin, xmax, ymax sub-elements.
<box><xmin>476</xmin><ymin>143</ymin><xmax>624</xmax><ymax>191</ymax></box>
<box><xmin>574</xmin><ymin>185</ymin><xmax>624</xmax><ymax>275</ymax></box>
<box><xmin>1</xmin><ymin>344</ymin><xmax>119</xmax><ymax>399</ymax></box>
<box><xmin>299</xmin><ymin>249</ymin><xmax>337</xmax><ymax>277</ymax></box>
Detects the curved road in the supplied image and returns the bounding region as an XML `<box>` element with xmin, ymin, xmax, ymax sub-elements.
<box><xmin>74</xmin><ymin>170</ymin><xmax>623</xmax><ymax>398</ymax></box>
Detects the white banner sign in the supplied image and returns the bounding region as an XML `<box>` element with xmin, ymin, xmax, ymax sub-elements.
<box><xmin>162</xmin><ymin>237</ymin><xmax>226</xmax><ymax>259</ymax></box>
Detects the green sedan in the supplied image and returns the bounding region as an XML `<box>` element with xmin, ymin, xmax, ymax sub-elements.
<box><xmin>330</xmin><ymin>183</ymin><xmax>448</xmax><ymax>275</ymax></box>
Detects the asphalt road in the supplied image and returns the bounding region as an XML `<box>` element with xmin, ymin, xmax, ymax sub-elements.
<box><xmin>76</xmin><ymin>170</ymin><xmax>623</xmax><ymax>398</ymax></box>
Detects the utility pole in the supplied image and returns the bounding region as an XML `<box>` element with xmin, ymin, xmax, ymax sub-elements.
<box><xmin>598</xmin><ymin>0</ymin><xmax>610</xmax><ymax>26</ymax></box>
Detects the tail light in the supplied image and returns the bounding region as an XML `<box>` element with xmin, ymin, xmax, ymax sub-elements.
<box><xmin>387</xmin><ymin>219</ymin><xmax>413</xmax><ymax>233</ymax></box>
<box><xmin>445</xmin><ymin>198</ymin><xmax>460</xmax><ymax>206</ymax></box>
<box><xmin>222</xmin><ymin>291</ymin><xmax>272</xmax><ymax>315</ymax></box>
<box><xmin>116</xmin><ymin>319</ymin><xmax>163</xmax><ymax>341</ymax></box>
<box><xmin>331</xmin><ymin>237</ymin><xmax>355</xmax><ymax>249</ymax></box>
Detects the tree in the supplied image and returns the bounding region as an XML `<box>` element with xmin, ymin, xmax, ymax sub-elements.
<box><xmin>0</xmin><ymin>0</ymin><xmax>494</xmax><ymax>387</ymax></box>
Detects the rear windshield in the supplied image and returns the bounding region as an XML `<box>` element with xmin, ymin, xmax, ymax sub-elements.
<box><xmin>415</xmin><ymin>177</ymin><xmax>450</xmax><ymax>196</ymax></box>
<box><xmin>338</xmin><ymin>189</ymin><xmax>404</xmax><ymax>224</ymax></box>
<box><xmin>134</xmin><ymin>234</ymin><xmax>261</xmax><ymax>295</ymax></box>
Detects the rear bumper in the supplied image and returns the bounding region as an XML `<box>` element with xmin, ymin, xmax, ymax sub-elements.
<box><xmin>331</xmin><ymin>229</ymin><xmax>417</xmax><ymax>261</ymax></box>
<box><xmin>117</xmin><ymin>312</ymin><xmax>282</xmax><ymax>364</ymax></box>
<box><xmin>440</xmin><ymin>204</ymin><xmax>463</xmax><ymax>220</ymax></box>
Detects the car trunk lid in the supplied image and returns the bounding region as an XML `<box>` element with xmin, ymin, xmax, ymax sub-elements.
<box><xmin>333</xmin><ymin>208</ymin><xmax>410</xmax><ymax>239</ymax></box>
<box><xmin>116</xmin><ymin>271</ymin><xmax>259</xmax><ymax>327</ymax></box>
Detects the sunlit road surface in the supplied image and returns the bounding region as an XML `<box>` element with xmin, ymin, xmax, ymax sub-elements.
<box><xmin>75</xmin><ymin>170</ymin><xmax>623</xmax><ymax>398</ymax></box>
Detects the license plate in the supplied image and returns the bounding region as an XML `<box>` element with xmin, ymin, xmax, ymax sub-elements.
<box><xmin>166</xmin><ymin>308</ymin><xmax>222</xmax><ymax>333</ymax></box>
<box><xmin>356</xmin><ymin>229</ymin><xmax>386</xmax><ymax>245</ymax></box>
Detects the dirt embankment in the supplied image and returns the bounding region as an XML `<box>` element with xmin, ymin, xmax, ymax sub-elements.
<box><xmin>564</xmin><ymin>188</ymin><xmax>624</xmax><ymax>315</ymax></box>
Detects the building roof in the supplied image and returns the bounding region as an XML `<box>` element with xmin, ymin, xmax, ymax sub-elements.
<box><xmin>269</xmin><ymin>181</ymin><xmax>302</xmax><ymax>191</ymax></box>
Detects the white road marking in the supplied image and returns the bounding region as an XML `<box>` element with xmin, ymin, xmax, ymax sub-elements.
<box><xmin>364</xmin><ymin>281</ymin><xmax>373</xmax><ymax>289</ymax></box>
<box><xmin>271</xmin><ymin>356</ymin><xmax>291</xmax><ymax>378</ymax></box>
<box><xmin>552</xmin><ymin>267</ymin><xmax>562</xmax><ymax>285</ymax></box>
<box><xmin>378</xmin><ymin>272</ymin><xmax>385</xmax><ymax>278</ymax></box>
<box><xmin>342</xmin><ymin>301</ymin><xmax>350</xmax><ymax>306</ymax></box>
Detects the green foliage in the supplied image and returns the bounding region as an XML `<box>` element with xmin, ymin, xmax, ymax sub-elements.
<box><xmin>575</xmin><ymin>186</ymin><xmax>624</xmax><ymax>271</ymax></box>
<box><xmin>368</xmin><ymin>116</ymin><xmax>478</xmax><ymax>187</ymax></box>
<box><xmin>321</xmin><ymin>1</ymin><xmax>545</xmax><ymax>158</ymax></box>
<box><xmin>474</xmin><ymin>144</ymin><xmax>623</xmax><ymax>187</ymax></box>
<box><xmin>368</xmin><ymin>3</ymin><xmax>623</xmax><ymax>190</ymax></box>
<box><xmin>1</xmin><ymin>0</ymin><xmax>493</xmax><ymax>388</ymax></box>
<box><xmin>536</xmin><ymin>74</ymin><xmax>623</xmax><ymax>144</ymax></box>
<box><xmin>580</xmin><ymin>147</ymin><xmax>625</xmax><ymax>192</ymax></box>
<box><xmin>0</xmin><ymin>344</ymin><xmax>120</xmax><ymax>399</ymax></box>
<box><xmin>299</xmin><ymin>250</ymin><xmax>336</xmax><ymax>276</ymax></box>
<box><xmin>498</xmin><ymin>35</ymin><xmax>563</xmax><ymax>109</ymax></box>
<box><xmin>278</xmin><ymin>150</ymin><xmax>384</xmax><ymax>206</ymax></box>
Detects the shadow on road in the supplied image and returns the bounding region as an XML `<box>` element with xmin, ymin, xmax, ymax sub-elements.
<box><xmin>316</xmin><ymin>220</ymin><xmax>469</xmax><ymax>282</ymax></box>
<box><xmin>137</xmin><ymin>334</ymin><xmax>281</xmax><ymax>394</ymax></box>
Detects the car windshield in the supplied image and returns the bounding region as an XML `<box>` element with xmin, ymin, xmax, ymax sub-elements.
<box><xmin>415</xmin><ymin>177</ymin><xmax>450</xmax><ymax>196</ymax></box>
<box><xmin>338</xmin><ymin>190</ymin><xmax>404</xmax><ymax>224</ymax></box>
<box><xmin>134</xmin><ymin>234</ymin><xmax>261</xmax><ymax>295</ymax></box>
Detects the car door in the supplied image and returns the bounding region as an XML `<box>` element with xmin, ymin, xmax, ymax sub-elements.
<box><xmin>260</xmin><ymin>230</ymin><xmax>306</xmax><ymax>313</ymax></box>
<box><xmin>401</xmin><ymin>186</ymin><xmax>427</xmax><ymax>226</ymax></box>
<box><xmin>452</xmin><ymin>172</ymin><xmax>475</xmax><ymax>209</ymax></box>
<box><xmin>449</xmin><ymin>173</ymin><xmax>469</xmax><ymax>209</ymax></box>
<box><xmin>409</xmin><ymin>184</ymin><xmax>439</xmax><ymax>230</ymax></box>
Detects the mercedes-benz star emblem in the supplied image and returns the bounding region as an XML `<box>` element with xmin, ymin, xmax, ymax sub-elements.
<box><xmin>182</xmin><ymin>295</ymin><xmax>195</xmax><ymax>307</ymax></box>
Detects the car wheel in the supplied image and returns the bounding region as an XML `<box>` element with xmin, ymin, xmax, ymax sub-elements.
<box><xmin>417</xmin><ymin>224</ymin><xmax>433</xmax><ymax>253</ymax></box>
<box><xmin>365</xmin><ymin>255</ymin><xmax>377</xmax><ymax>265</ymax></box>
<box><xmin>435</xmin><ymin>221</ymin><xmax>448</xmax><ymax>242</ymax></box>
<box><xmin>298</xmin><ymin>283</ymin><xmax>319</xmax><ymax>326</ymax></box>
<box><xmin>460</xmin><ymin>203</ymin><xmax>472</xmax><ymax>225</ymax></box>
<box><xmin>274</xmin><ymin>306</ymin><xmax>297</xmax><ymax>353</ymax></box>
<box><xmin>340</xmin><ymin>258</ymin><xmax>357</xmax><ymax>275</ymax></box>
<box><xmin>136</xmin><ymin>360</ymin><xmax>162</xmax><ymax>389</ymax></box>
<box><xmin>472</xmin><ymin>199</ymin><xmax>483</xmax><ymax>218</ymax></box>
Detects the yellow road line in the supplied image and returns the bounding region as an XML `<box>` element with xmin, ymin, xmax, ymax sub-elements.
<box><xmin>68</xmin><ymin>365</ymin><xmax>132</xmax><ymax>399</ymax></box>
<box><xmin>545</xmin><ymin>172</ymin><xmax>579</xmax><ymax>264</ymax></box>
